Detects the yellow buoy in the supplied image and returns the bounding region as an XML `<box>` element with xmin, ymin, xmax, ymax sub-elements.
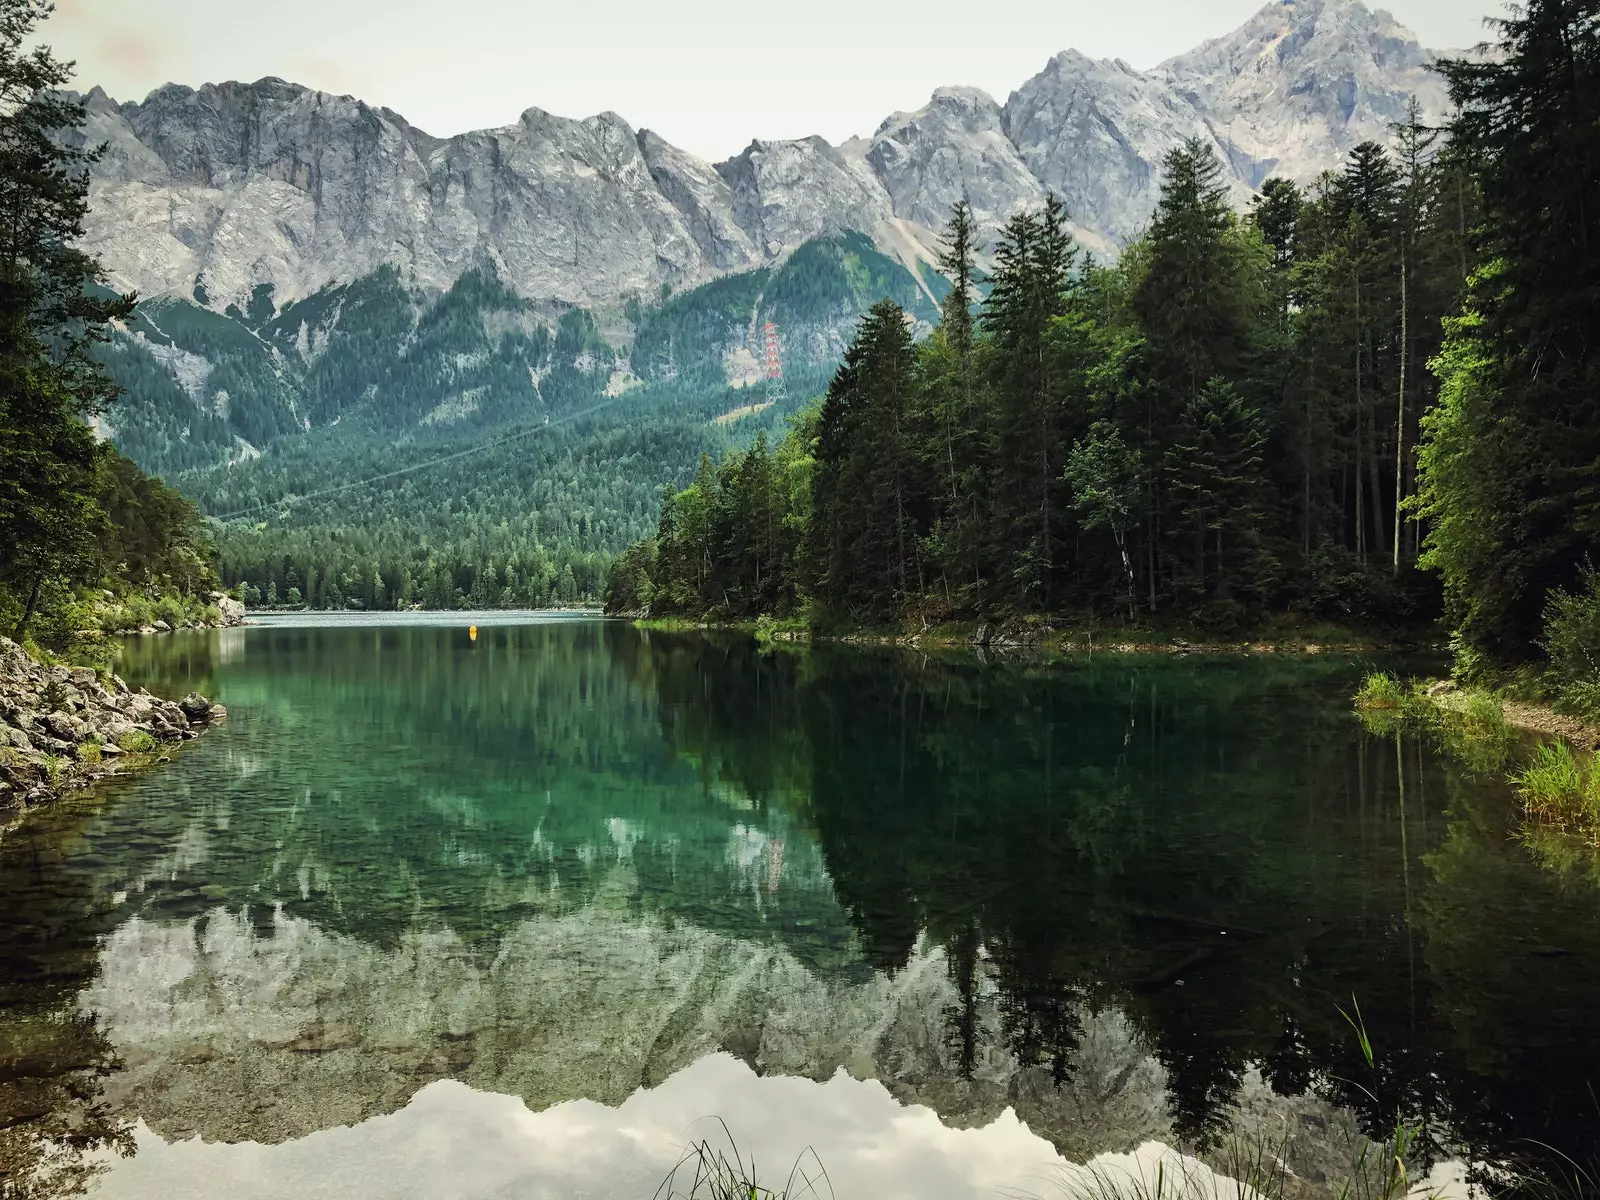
<box><xmin>469</xmin><ymin>625</ymin><xmax>478</xmax><ymax>641</ymax></box>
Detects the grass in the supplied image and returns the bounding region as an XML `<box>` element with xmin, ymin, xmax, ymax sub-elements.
<box><xmin>40</xmin><ymin>754</ymin><xmax>70</xmax><ymax>790</ymax></box>
<box><xmin>116</xmin><ymin>730</ymin><xmax>158</xmax><ymax>754</ymax></box>
<box><xmin>1353</xmin><ymin>673</ymin><xmax>1407</xmax><ymax>711</ymax></box>
<box><xmin>1461</xmin><ymin>691</ymin><xmax>1512</xmax><ymax>740</ymax></box>
<box><xmin>1514</xmin><ymin>742</ymin><xmax>1600</xmax><ymax>834</ymax></box>
<box><xmin>75</xmin><ymin>740</ymin><xmax>102</xmax><ymax>766</ymax></box>
<box><xmin>652</xmin><ymin>1125</ymin><xmax>831</xmax><ymax>1200</ymax></box>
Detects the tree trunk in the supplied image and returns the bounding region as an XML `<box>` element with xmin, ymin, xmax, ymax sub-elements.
<box><xmin>13</xmin><ymin>574</ymin><xmax>42</xmax><ymax>641</ymax></box>
<box><xmin>1354</xmin><ymin>274</ymin><xmax>1365</xmax><ymax>566</ymax></box>
<box><xmin>1394</xmin><ymin>240</ymin><xmax>1408</xmax><ymax>576</ymax></box>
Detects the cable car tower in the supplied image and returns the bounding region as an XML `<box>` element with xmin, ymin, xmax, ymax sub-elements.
<box><xmin>762</xmin><ymin>321</ymin><xmax>787</xmax><ymax>404</ymax></box>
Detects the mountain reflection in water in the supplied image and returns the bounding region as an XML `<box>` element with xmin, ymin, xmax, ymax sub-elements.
<box><xmin>0</xmin><ymin>616</ymin><xmax>1596</xmax><ymax>1197</ymax></box>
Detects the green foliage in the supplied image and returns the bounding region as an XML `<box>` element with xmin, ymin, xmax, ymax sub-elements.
<box><xmin>1515</xmin><ymin>742</ymin><xmax>1600</xmax><ymax>835</ymax></box>
<box><xmin>116</xmin><ymin>730</ymin><xmax>158</xmax><ymax>754</ymax></box>
<box><xmin>1541</xmin><ymin>570</ymin><xmax>1600</xmax><ymax>720</ymax></box>
<box><xmin>0</xmin><ymin>0</ymin><xmax>136</xmax><ymax>641</ymax></box>
<box><xmin>1354</xmin><ymin>673</ymin><xmax>1406</xmax><ymax>711</ymax></box>
<box><xmin>0</xmin><ymin>2</ymin><xmax>220</xmax><ymax>659</ymax></box>
<box><xmin>613</xmin><ymin>136</ymin><xmax>1454</xmax><ymax>632</ymax></box>
<box><xmin>1418</xmin><ymin>1</ymin><xmax>1600</xmax><ymax>663</ymax></box>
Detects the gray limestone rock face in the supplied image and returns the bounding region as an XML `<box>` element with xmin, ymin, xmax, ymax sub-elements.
<box><xmin>867</xmin><ymin>87</ymin><xmax>1047</xmax><ymax>242</ymax></box>
<box><xmin>715</xmin><ymin>136</ymin><xmax>897</xmax><ymax>259</ymax></box>
<box><xmin>1155</xmin><ymin>0</ymin><xmax>1453</xmax><ymax>189</ymax></box>
<box><xmin>1001</xmin><ymin>50</ymin><xmax>1249</xmax><ymax>246</ymax></box>
<box><xmin>73</xmin><ymin>0</ymin><xmax>1453</xmax><ymax>314</ymax></box>
<box><xmin>636</xmin><ymin>129</ymin><xmax>762</xmax><ymax>273</ymax></box>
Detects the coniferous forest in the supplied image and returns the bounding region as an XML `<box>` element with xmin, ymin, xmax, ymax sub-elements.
<box><xmin>609</xmin><ymin>0</ymin><xmax>1600</xmax><ymax>710</ymax></box>
<box><xmin>0</xmin><ymin>0</ymin><xmax>217</xmax><ymax>657</ymax></box>
<box><xmin>1</xmin><ymin>0</ymin><xmax>1598</xmax><ymax>713</ymax></box>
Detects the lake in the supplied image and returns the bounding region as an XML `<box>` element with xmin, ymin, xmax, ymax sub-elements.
<box><xmin>1</xmin><ymin>615</ymin><xmax>1597</xmax><ymax>1199</ymax></box>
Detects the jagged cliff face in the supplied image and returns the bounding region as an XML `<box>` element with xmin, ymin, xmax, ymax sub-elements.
<box><xmin>1156</xmin><ymin>0</ymin><xmax>1454</xmax><ymax>188</ymax></box>
<box><xmin>77</xmin><ymin>0</ymin><xmax>1452</xmax><ymax>313</ymax></box>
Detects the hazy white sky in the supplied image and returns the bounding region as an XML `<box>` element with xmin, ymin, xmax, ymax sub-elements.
<box><xmin>49</xmin><ymin>0</ymin><xmax>1501</xmax><ymax>161</ymax></box>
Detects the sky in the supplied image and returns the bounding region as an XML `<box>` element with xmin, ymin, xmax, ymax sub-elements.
<box><xmin>49</xmin><ymin>0</ymin><xmax>1502</xmax><ymax>162</ymax></box>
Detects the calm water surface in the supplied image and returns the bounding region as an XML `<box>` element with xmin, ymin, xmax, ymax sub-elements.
<box><xmin>1</xmin><ymin>615</ymin><xmax>1597</xmax><ymax>1198</ymax></box>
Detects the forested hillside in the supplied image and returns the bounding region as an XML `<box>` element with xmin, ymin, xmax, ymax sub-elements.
<box><xmin>613</xmin><ymin>128</ymin><xmax>1473</xmax><ymax>633</ymax></box>
<box><xmin>0</xmin><ymin>1</ymin><xmax>219</xmax><ymax>657</ymax></box>
<box><xmin>96</xmin><ymin>231</ymin><xmax>940</xmax><ymax>608</ymax></box>
<box><xmin>612</xmin><ymin>0</ymin><xmax>1600</xmax><ymax>716</ymax></box>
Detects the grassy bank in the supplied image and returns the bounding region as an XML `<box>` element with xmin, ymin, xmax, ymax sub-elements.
<box><xmin>1354</xmin><ymin>670</ymin><xmax>1600</xmax><ymax>848</ymax></box>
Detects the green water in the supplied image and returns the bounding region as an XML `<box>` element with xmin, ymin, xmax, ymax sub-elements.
<box><xmin>2</xmin><ymin>615</ymin><xmax>1598</xmax><ymax>1194</ymax></box>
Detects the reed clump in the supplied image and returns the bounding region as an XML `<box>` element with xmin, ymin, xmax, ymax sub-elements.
<box><xmin>1514</xmin><ymin>742</ymin><xmax>1600</xmax><ymax>839</ymax></box>
<box><xmin>1353</xmin><ymin>673</ymin><xmax>1406</xmax><ymax>711</ymax></box>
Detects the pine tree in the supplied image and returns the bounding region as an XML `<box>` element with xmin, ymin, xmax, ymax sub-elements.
<box><xmin>1421</xmin><ymin>0</ymin><xmax>1600</xmax><ymax>662</ymax></box>
<box><xmin>0</xmin><ymin>0</ymin><xmax>136</xmax><ymax>635</ymax></box>
<box><xmin>812</xmin><ymin>300</ymin><xmax>923</xmax><ymax>620</ymax></box>
<box><xmin>1163</xmin><ymin>379</ymin><xmax>1268</xmax><ymax>603</ymax></box>
<box><xmin>982</xmin><ymin>196</ymin><xmax>1077</xmax><ymax>609</ymax></box>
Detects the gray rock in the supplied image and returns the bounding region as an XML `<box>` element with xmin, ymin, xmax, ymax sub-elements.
<box><xmin>74</xmin><ymin>0</ymin><xmax>1451</xmax><ymax>315</ymax></box>
<box><xmin>40</xmin><ymin>713</ymin><xmax>78</xmax><ymax>743</ymax></box>
<box><xmin>179</xmin><ymin>692</ymin><xmax>214</xmax><ymax>721</ymax></box>
<box><xmin>210</xmin><ymin>593</ymin><xmax>247</xmax><ymax>626</ymax></box>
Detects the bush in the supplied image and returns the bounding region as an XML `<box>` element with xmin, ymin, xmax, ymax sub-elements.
<box><xmin>1461</xmin><ymin>691</ymin><xmax>1511</xmax><ymax>740</ymax></box>
<box><xmin>117</xmin><ymin>730</ymin><xmax>158</xmax><ymax>754</ymax></box>
<box><xmin>1354</xmin><ymin>673</ymin><xmax>1406</xmax><ymax>710</ymax></box>
<box><xmin>1542</xmin><ymin>570</ymin><xmax>1600</xmax><ymax>720</ymax></box>
<box><xmin>1515</xmin><ymin>742</ymin><xmax>1597</xmax><ymax>829</ymax></box>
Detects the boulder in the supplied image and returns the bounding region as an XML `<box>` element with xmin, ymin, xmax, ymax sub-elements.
<box><xmin>40</xmin><ymin>713</ymin><xmax>78</xmax><ymax>743</ymax></box>
<box><xmin>210</xmin><ymin>593</ymin><xmax>247</xmax><ymax>626</ymax></box>
<box><xmin>179</xmin><ymin>692</ymin><xmax>214</xmax><ymax>722</ymax></box>
<box><xmin>151</xmin><ymin>619</ymin><xmax>172</xmax><ymax>633</ymax></box>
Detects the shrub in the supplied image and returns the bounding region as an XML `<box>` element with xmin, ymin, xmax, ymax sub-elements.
<box><xmin>1354</xmin><ymin>673</ymin><xmax>1405</xmax><ymax>710</ymax></box>
<box><xmin>75</xmin><ymin>740</ymin><xmax>102</xmax><ymax>766</ymax></box>
<box><xmin>1542</xmin><ymin>570</ymin><xmax>1600</xmax><ymax>721</ymax></box>
<box><xmin>1461</xmin><ymin>691</ymin><xmax>1511</xmax><ymax>740</ymax></box>
<box><xmin>117</xmin><ymin>730</ymin><xmax>158</xmax><ymax>754</ymax></box>
<box><xmin>41</xmin><ymin>754</ymin><xmax>70</xmax><ymax>790</ymax></box>
<box><xmin>1514</xmin><ymin>742</ymin><xmax>1597</xmax><ymax>829</ymax></box>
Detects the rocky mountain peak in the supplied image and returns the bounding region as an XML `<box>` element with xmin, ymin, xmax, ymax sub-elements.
<box><xmin>1158</xmin><ymin>0</ymin><xmax>1448</xmax><ymax>186</ymax></box>
<box><xmin>74</xmin><ymin>0</ymin><xmax>1453</xmax><ymax>313</ymax></box>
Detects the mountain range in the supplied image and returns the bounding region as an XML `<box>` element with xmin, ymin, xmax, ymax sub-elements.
<box><xmin>70</xmin><ymin>0</ymin><xmax>1463</xmax><ymax>589</ymax></box>
<box><xmin>77</xmin><ymin>0</ymin><xmax>1452</xmax><ymax>318</ymax></box>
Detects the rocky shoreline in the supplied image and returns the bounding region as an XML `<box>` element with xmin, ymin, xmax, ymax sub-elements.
<box><xmin>0</xmin><ymin>637</ymin><xmax>222</xmax><ymax>827</ymax></box>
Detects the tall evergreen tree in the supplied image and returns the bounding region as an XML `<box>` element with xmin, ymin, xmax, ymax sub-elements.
<box><xmin>982</xmin><ymin>195</ymin><xmax>1078</xmax><ymax>609</ymax></box>
<box><xmin>812</xmin><ymin>300</ymin><xmax>922</xmax><ymax>619</ymax></box>
<box><xmin>1421</xmin><ymin>0</ymin><xmax>1600</xmax><ymax>662</ymax></box>
<box><xmin>0</xmin><ymin>0</ymin><xmax>136</xmax><ymax>635</ymax></box>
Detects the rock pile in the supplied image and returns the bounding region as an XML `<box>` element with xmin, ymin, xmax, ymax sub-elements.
<box><xmin>0</xmin><ymin>637</ymin><xmax>223</xmax><ymax>818</ymax></box>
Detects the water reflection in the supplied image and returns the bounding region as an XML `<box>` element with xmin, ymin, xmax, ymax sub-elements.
<box><xmin>89</xmin><ymin>1054</ymin><xmax>1250</xmax><ymax>1200</ymax></box>
<box><xmin>0</xmin><ymin>620</ymin><xmax>1595</xmax><ymax>1196</ymax></box>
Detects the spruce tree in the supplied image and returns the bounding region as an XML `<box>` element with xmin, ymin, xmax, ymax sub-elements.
<box><xmin>1421</xmin><ymin>0</ymin><xmax>1600</xmax><ymax>662</ymax></box>
<box><xmin>0</xmin><ymin>0</ymin><xmax>136</xmax><ymax>635</ymax></box>
<box><xmin>982</xmin><ymin>197</ymin><xmax>1077</xmax><ymax>610</ymax></box>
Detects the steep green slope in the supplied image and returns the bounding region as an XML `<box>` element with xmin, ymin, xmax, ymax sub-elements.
<box><xmin>99</xmin><ymin>231</ymin><xmax>940</xmax><ymax>606</ymax></box>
